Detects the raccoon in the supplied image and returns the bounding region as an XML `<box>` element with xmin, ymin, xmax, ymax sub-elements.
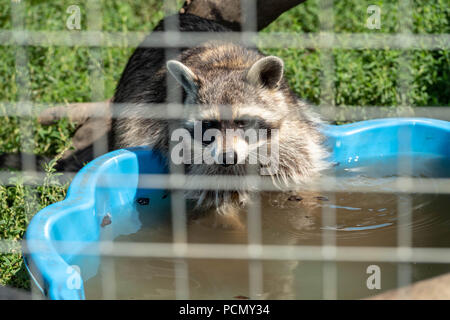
<box><xmin>113</xmin><ymin>14</ymin><xmax>328</xmax><ymax>219</ymax></box>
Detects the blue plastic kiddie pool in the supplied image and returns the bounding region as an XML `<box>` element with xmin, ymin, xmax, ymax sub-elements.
<box><xmin>23</xmin><ymin>118</ymin><xmax>450</xmax><ymax>299</ymax></box>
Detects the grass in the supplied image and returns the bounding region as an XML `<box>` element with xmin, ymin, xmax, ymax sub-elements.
<box><xmin>0</xmin><ymin>153</ymin><xmax>70</xmax><ymax>288</ymax></box>
<box><xmin>0</xmin><ymin>0</ymin><xmax>448</xmax><ymax>291</ymax></box>
<box><xmin>261</xmin><ymin>0</ymin><xmax>449</xmax><ymax>107</ymax></box>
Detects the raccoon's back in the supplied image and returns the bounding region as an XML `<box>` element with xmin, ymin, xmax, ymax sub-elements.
<box><xmin>113</xmin><ymin>14</ymin><xmax>233</xmax><ymax>104</ymax></box>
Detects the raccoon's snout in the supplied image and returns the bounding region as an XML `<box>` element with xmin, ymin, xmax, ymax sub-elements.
<box><xmin>220</xmin><ymin>151</ymin><xmax>238</xmax><ymax>167</ymax></box>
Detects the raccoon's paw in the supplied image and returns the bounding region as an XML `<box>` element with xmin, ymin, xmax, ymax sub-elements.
<box><xmin>214</xmin><ymin>203</ymin><xmax>244</xmax><ymax>230</ymax></box>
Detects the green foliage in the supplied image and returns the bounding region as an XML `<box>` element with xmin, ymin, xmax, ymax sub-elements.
<box><xmin>1</xmin><ymin>149</ymin><xmax>70</xmax><ymax>288</ymax></box>
<box><xmin>261</xmin><ymin>0</ymin><xmax>449</xmax><ymax>107</ymax></box>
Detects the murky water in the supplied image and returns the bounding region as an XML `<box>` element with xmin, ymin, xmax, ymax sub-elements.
<box><xmin>84</xmin><ymin>158</ymin><xmax>450</xmax><ymax>299</ymax></box>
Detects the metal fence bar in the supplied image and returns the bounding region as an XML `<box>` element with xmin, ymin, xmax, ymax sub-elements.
<box><xmin>88</xmin><ymin>1</ymin><xmax>109</xmax><ymax>161</ymax></box>
<box><xmin>396</xmin><ymin>0</ymin><xmax>414</xmax><ymax>297</ymax></box>
<box><xmin>2</xmin><ymin>172</ymin><xmax>450</xmax><ymax>194</ymax></box>
<box><xmin>319</xmin><ymin>0</ymin><xmax>337</xmax><ymax>300</ymax></box>
<box><xmin>10</xmin><ymin>0</ymin><xmax>42</xmax><ymax>301</ymax></box>
<box><xmin>241</xmin><ymin>0</ymin><xmax>264</xmax><ymax>300</ymax></box>
<box><xmin>1</xmin><ymin>30</ymin><xmax>448</xmax><ymax>50</ymax></box>
<box><xmin>3</xmin><ymin>239</ymin><xmax>450</xmax><ymax>264</ymax></box>
<box><xmin>163</xmin><ymin>0</ymin><xmax>190</xmax><ymax>300</ymax></box>
<box><xmin>85</xmin><ymin>0</ymin><xmax>116</xmax><ymax>300</ymax></box>
<box><xmin>3</xmin><ymin>102</ymin><xmax>450</xmax><ymax>121</ymax></box>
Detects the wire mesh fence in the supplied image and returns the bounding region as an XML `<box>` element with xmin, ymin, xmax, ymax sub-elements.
<box><xmin>1</xmin><ymin>0</ymin><xmax>449</xmax><ymax>300</ymax></box>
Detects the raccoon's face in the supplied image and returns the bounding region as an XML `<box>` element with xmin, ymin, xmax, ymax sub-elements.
<box><xmin>181</xmin><ymin>117</ymin><xmax>277</xmax><ymax>171</ymax></box>
<box><xmin>166</xmin><ymin>56</ymin><xmax>287</xmax><ymax>175</ymax></box>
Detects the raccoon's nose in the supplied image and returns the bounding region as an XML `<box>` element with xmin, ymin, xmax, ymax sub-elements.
<box><xmin>221</xmin><ymin>151</ymin><xmax>238</xmax><ymax>167</ymax></box>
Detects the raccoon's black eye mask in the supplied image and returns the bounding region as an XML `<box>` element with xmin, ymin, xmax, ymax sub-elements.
<box><xmin>183</xmin><ymin>118</ymin><xmax>277</xmax><ymax>138</ymax></box>
<box><xmin>201</xmin><ymin>119</ymin><xmax>273</xmax><ymax>130</ymax></box>
<box><xmin>181</xmin><ymin>120</ymin><xmax>219</xmax><ymax>145</ymax></box>
<box><xmin>234</xmin><ymin>120</ymin><xmax>251</xmax><ymax>128</ymax></box>
<box><xmin>202</xmin><ymin>120</ymin><xmax>220</xmax><ymax>131</ymax></box>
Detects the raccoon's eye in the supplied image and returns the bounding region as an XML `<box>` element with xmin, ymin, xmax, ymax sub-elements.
<box><xmin>256</xmin><ymin>120</ymin><xmax>273</xmax><ymax>130</ymax></box>
<box><xmin>201</xmin><ymin>120</ymin><xmax>219</xmax><ymax>145</ymax></box>
<box><xmin>235</xmin><ymin>120</ymin><xmax>250</xmax><ymax>128</ymax></box>
<box><xmin>202</xmin><ymin>120</ymin><xmax>220</xmax><ymax>131</ymax></box>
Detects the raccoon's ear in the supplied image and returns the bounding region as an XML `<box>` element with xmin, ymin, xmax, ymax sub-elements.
<box><xmin>166</xmin><ymin>60</ymin><xmax>199</xmax><ymax>94</ymax></box>
<box><xmin>246</xmin><ymin>56</ymin><xmax>284</xmax><ymax>89</ymax></box>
